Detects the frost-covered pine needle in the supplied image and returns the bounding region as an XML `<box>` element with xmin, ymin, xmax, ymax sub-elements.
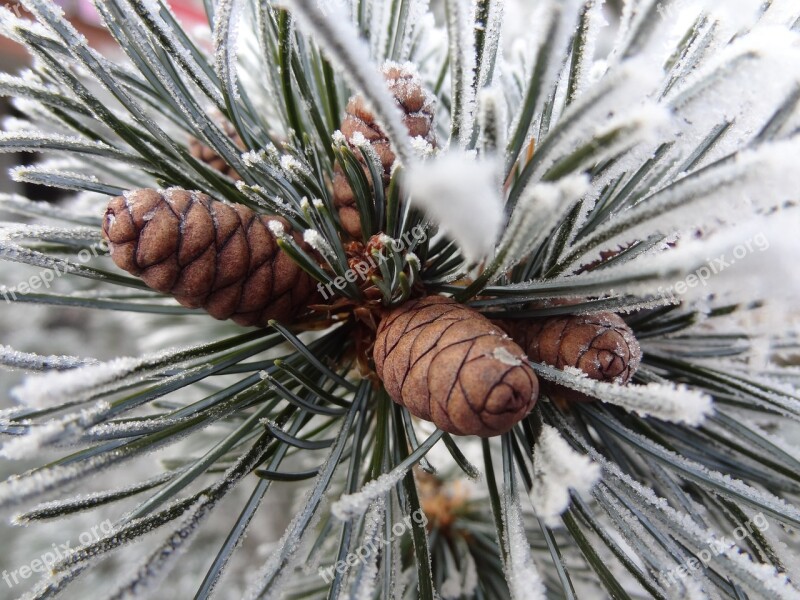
<box><xmin>529</xmin><ymin>424</ymin><xmax>601</xmax><ymax>526</ymax></box>
<box><xmin>331</xmin><ymin>467</ymin><xmax>407</xmax><ymax>520</ymax></box>
<box><xmin>534</xmin><ymin>363</ymin><xmax>715</xmax><ymax>425</ymax></box>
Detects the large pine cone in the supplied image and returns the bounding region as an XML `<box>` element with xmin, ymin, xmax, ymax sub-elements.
<box><xmin>503</xmin><ymin>312</ymin><xmax>642</xmax><ymax>402</ymax></box>
<box><xmin>102</xmin><ymin>188</ymin><xmax>318</xmax><ymax>327</ymax></box>
<box><xmin>334</xmin><ymin>63</ymin><xmax>435</xmax><ymax>238</ymax></box>
<box><xmin>374</xmin><ymin>296</ymin><xmax>538</xmax><ymax>437</ymax></box>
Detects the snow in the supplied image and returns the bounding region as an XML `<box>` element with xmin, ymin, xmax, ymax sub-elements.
<box><xmin>529</xmin><ymin>424</ymin><xmax>600</xmax><ymax>526</ymax></box>
<box><xmin>405</xmin><ymin>151</ymin><xmax>503</xmax><ymax>263</ymax></box>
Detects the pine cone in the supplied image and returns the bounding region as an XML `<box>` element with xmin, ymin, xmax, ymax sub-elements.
<box><xmin>374</xmin><ymin>296</ymin><xmax>538</xmax><ymax>437</ymax></box>
<box><xmin>102</xmin><ymin>188</ymin><xmax>318</xmax><ymax>327</ymax></box>
<box><xmin>503</xmin><ymin>312</ymin><xmax>642</xmax><ymax>402</ymax></box>
<box><xmin>188</xmin><ymin>120</ymin><xmax>243</xmax><ymax>181</ymax></box>
<box><xmin>334</xmin><ymin>63</ymin><xmax>435</xmax><ymax>238</ymax></box>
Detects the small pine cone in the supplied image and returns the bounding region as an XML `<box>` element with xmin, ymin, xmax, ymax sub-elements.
<box><xmin>188</xmin><ymin>120</ymin><xmax>243</xmax><ymax>181</ymax></box>
<box><xmin>102</xmin><ymin>188</ymin><xmax>318</xmax><ymax>327</ymax></box>
<box><xmin>334</xmin><ymin>63</ymin><xmax>435</xmax><ymax>238</ymax></box>
<box><xmin>374</xmin><ymin>296</ymin><xmax>538</xmax><ymax>437</ymax></box>
<box><xmin>503</xmin><ymin>312</ymin><xmax>642</xmax><ymax>402</ymax></box>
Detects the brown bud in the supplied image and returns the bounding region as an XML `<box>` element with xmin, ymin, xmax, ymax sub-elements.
<box><xmin>334</xmin><ymin>63</ymin><xmax>435</xmax><ymax>238</ymax></box>
<box><xmin>503</xmin><ymin>312</ymin><xmax>642</xmax><ymax>402</ymax></box>
<box><xmin>188</xmin><ymin>119</ymin><xmax>243</xmax><ymax>181</ymax></box>
<box><xmin>374</xmin><ymin>296</ymin><xmax>538</xmax><ymax>437</ymax></box>
<box><xmin>102</xmin><ymin>188</ymin><xmax>318</xmax><ymax>327</ymax></box>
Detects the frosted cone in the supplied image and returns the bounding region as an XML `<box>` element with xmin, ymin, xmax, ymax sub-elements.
<box><xmin>374</xmin><ymin>296</ymin><xmax>538</xmax><ymax>437</ymax></box>
<box><xmin>334</xmin><ymin>63</ymin><xmax>435</xmax><ymax>238</ymax></box>
<box><xmin>102</xmin><ymin>188</ymin><xmax>317</xmax><ymax>327</ymax></box>
<box><xmin>502</xmin><ymin>312</ymin><xmax>642</xmax><ymax>402</ymax></box>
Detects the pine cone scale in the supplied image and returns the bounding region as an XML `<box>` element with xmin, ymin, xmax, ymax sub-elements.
<box><xmin>179</xmin><ymin>200</ymin><xmax>215</xmax><ymax>266</ymax></box>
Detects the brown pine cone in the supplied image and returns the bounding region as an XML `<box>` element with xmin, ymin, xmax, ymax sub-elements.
<box><xmin>334</xmin><ymin>63</ymin><xmax>435</xmax><ymax>238</ymax></box>
<box><xmin>188</xmin><ymin>120</ymin><xmax>243</xmax><ymax>181</ymax></box>
<box><xmin>502</xmin><ymin>312</ymin><xmax>642</xmax><ymax>402</ymax></box>
<box><xmin>374</xmin><ymin>296</ymin><xmax>538</xmax><ymax>437</ymax></box>
<box><xmin>102</xmin><ymin>188</ymin><xmax>318</xmax><ymax>327</ymax></box>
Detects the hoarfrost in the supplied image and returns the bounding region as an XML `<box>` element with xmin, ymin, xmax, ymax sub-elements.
<box><xmin>406</xmin><ymin>151</ymin><xmax>503</xmax><ymax>263</ymax></box>
<box><xmin>331</xmin><ymin>467</ymin><xmax>407</xmax><ymax>520</ymax></box>
<box><xmin>497</xmin><ymin>174</ymin><xmax>589</xmax><ymax>274</ymax></box>
<box><xmin>535</xmin><ymin>364</ymin><xmax>714</xmax><ymax>425</ymax></box>
<box><xmin>502</xmin><ymin>487</ymin><xmax>546</xmax><ymax>599</ymax></box>
<box><xmin>0</xmin><ymin>401</ymin><xmax>109</xmax><ymax>459</ymax></box>
<box><xmin>303</xmin><ymin>229</ymin><xmax>334</xmax><ymax>258</ymax></box>
<box><xmin>0</xmin><ymin>344</ymin><xmax>97</xmax><ymax>372</ymax></box>
<box><xmin>284</xmin><ymin>0</ymin><xmax>413</xmax><ymax>165</ymax></box>
<box><xmin>347</xmin><ymin>498</ymin><xmax>385</xmax><ymax>600</ymax></box>
<box><xmin>12</xmin><ymin>355</ymin><xmax>146</xmax><ymax>407</ymax></box>
<box><xmin>492</xmin><ymin>347</ymin><xmax>521</xmax><ymax>366</ymax></box>
<box><xmin>529</xmin><ymin>424</ymin><xmax>600</xmax><ymax>526</ymax></box>
<box><xmin>443</xmin><ymin>0</ymin><xmax>476</xmax><ymax>147</ymax></box>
